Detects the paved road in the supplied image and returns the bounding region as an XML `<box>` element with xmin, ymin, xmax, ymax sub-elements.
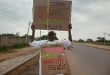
<box><xmin>67</xmin><ymin>44</ymin><xmax>110</xmax><ymax>75</ymax></box>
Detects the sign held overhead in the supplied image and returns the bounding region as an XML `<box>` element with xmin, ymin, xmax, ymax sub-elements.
<box><xmin>33</xmin><ymin>0</ymin><xmax>72</xmax><ymax>31</ymax></box>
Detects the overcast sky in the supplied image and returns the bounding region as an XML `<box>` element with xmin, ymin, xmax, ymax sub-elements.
<box><xmin>0</xmin><ymin>0</ymin><xmax>110</xmax><ymax>40</ymax></box>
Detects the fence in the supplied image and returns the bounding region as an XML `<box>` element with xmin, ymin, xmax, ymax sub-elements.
<box><xmin>0</xmin><ymin>36</ymin><xmax>29</xmax><ymax>48</ymax></box>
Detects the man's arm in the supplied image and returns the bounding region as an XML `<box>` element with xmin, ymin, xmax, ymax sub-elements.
<box><xmin>68</xmin><ymin>24</ymin><xmax>72</xmax><ymax>42</ymax></box>
<box><xmin>31</xmin><ymin>24</ymin><xmax>35</xmax><ymax>42</ymax></box>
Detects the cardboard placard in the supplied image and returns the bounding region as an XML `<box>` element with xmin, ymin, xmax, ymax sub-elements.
<box><xmin>41</xmin><ymin>47</ymin><xmax>70</xmax><ymax>75</ymax></box>
<box><xmin>33</xmin><ymin>0</ymin><xmax>72</xmax><ymax>31</ymax></box>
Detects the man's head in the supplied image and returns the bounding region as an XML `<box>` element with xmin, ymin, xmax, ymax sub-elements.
<box><xmin>48</xmin><ymin>31</ymin><xmax>58</xmax><ymax>41</ymax></box>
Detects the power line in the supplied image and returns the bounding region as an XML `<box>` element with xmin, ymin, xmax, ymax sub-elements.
<box><xmin>0</xmin><ymin>7</ymin><xmax>30</xmax><ymax>27</ymax></box>
<box><xmin>0</xmin><ymin>10</ymin><xmax>18</xmax><ymax>21</ymax></box>
<box><xmin>0</xmin><ymin>10</ymin><xmax>28</xmax><ymax>27</ymax></box>
<box><xmin>0</xmin><ymin>7</ymin><xmax>28</xmax><ymax>22</ymax></box>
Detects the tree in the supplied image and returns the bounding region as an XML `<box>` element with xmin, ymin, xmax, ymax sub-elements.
<box><xmin>78</xmin><ymin>39</ymin><xmax>84</xmax><ymax>43</ymax></box>
<box><xmin>1</xmin><ymin>33</ymin><xmax>17</xmax><ymax>38</ymax></box>
<box><xmin>21</xmin><ymin>34</ymin><xmax>31</xmax><ymax>39</ymax></box>
<box><xmin>87</xmin><ymin>38</ymin><xmax>93</xmax><ymax>42</ymax></box>
<box><xmin>96</xmin><ymin>37</ymin><xmax>107</xmax><ymax>43</ymax></box>
<box><xmin>107</xmin><ymin>40</ymin><xmax>110</xmax><ymax>43</ymax></box>
<box><xmin>41</xmin><ymin>35</ymin><xmax>48</xmax><ymax>40</ymax></box>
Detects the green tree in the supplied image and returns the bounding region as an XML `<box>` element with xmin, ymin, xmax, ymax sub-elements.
<box><xmin>96</xmin><ymin>37</ymin><xmax>107</xmax><ymax>43</ymax></box>
<box><xmin>78</xmin><ymin>39</ymin><xmax>84</xmax><ymax>43</ymax></box>
<box><xmin>21</xmin><ymin>34</ymin><xmax>31</xmax><ymax>39</ymax></box>
<box><xmin>41</xmin><ymin>35</ymin><xmax>48</xmax><ymax>40</ymax></box>
<box><xmin>87</xmin><ymin>38</ymin><xmax>93</xmax><ymax>42</ymax></box>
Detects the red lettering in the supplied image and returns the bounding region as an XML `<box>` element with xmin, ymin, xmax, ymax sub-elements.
<box><xmin>43</xmin><ymin>58</ymin><xmax>64</xmax><ymax>64</ymax></box>
<box><xmin>43</xmin><ymin>59</ymin><xmax>52</xmax><ymax>64</ymax></box>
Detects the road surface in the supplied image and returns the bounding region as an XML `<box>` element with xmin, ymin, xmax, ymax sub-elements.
<box><xmin>66</xmin><ymin>44</ymin><xmax>110</xmax><ymax>75</ymax></box>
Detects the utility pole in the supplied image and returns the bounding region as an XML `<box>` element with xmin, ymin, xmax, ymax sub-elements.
<box><xmin>25</xmin><ymin>22</ymin><xmax>31</xmax><ymax>43</ymax></box>
<box><xmin>16</xmin><ymin>32</ymin><xmax>20</xmax><ymax>37</ymax></box>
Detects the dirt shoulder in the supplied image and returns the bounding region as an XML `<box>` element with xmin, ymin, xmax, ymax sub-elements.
<box><xmin>78</xmin><ymin>43</ymin><xmax>110</xmax><ymax>51</ymax></box>
<box><xmin>0</xmin><ymin>47</ymin><xmax>38</xmax><ymax>62</ymax></box>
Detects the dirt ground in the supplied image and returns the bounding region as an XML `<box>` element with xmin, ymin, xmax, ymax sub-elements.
<box><xmin>0</xmin><ymin>47</ymin><xmax>38</xmax><ymax>62</ymax></box>
<box><xmin>5</xmin><ymin>55</ymin><xmax>40</xmax><ymax>75</ymax></box>
<box><xmin>0</xmin><ymin>47</ymin><xmax>40</xmax><ymax>75</ymax></box>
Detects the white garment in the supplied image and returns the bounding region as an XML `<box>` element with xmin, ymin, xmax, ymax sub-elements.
<box><xmin>29</xmin><ymin>40</ymin><xmax>72</xmax><ymax>48</ymax></box>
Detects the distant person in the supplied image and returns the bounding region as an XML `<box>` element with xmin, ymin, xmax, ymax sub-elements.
<box><xmin>29</xmin><ymin>24</ymin><xmax>73</xmax><ymax>49</ymax></box>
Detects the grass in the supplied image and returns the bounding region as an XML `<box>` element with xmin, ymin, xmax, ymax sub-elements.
<box><xmin>0</xmin><ymin>43</ymin><xmax>29</xmax><ymax>53</ymax></box>
<box><xmin>91</xmin><ymin>42</ymin><xmax>110</xmax><ymax>46</ymax></box>
<box><xmin>0</xmin><ymin>46</ymin><xmax>9</xmax><ymax>53</ymax></box>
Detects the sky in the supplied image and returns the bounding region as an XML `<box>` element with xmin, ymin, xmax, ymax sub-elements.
<box><xmin>0</xmin><ymin>0</ymin><xmax>110</xmax><ymax>40</ymax></box>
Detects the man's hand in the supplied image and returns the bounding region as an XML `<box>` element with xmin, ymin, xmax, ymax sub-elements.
<box><xmin>68</xmin><ymin>24</ymin><xmax>72</xmax><ymax>42</ymax></box>
<box><xmin>31</xmin><ymin>24</ymin><xmax>35</xmax><ymax>31</ymax></box>
<box><xmin>31</xmin><ymin>23</ymin><xmax>35</xmax><ymax>42</ymax></box>
<box><xmin>68</xmin><ymin>24</ymin><xmax>72</xmax><ymax>30</ymax></box>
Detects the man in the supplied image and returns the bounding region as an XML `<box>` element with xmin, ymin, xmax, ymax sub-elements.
<box><xmin>30</xmin><ymin>24</ymin><xmax>72</xmax><ymax>48</ymax></box>
<box><xmin>30</xmin><ymin>24</ymin><xmax>72</xmax><ymax>75</ymax></box>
